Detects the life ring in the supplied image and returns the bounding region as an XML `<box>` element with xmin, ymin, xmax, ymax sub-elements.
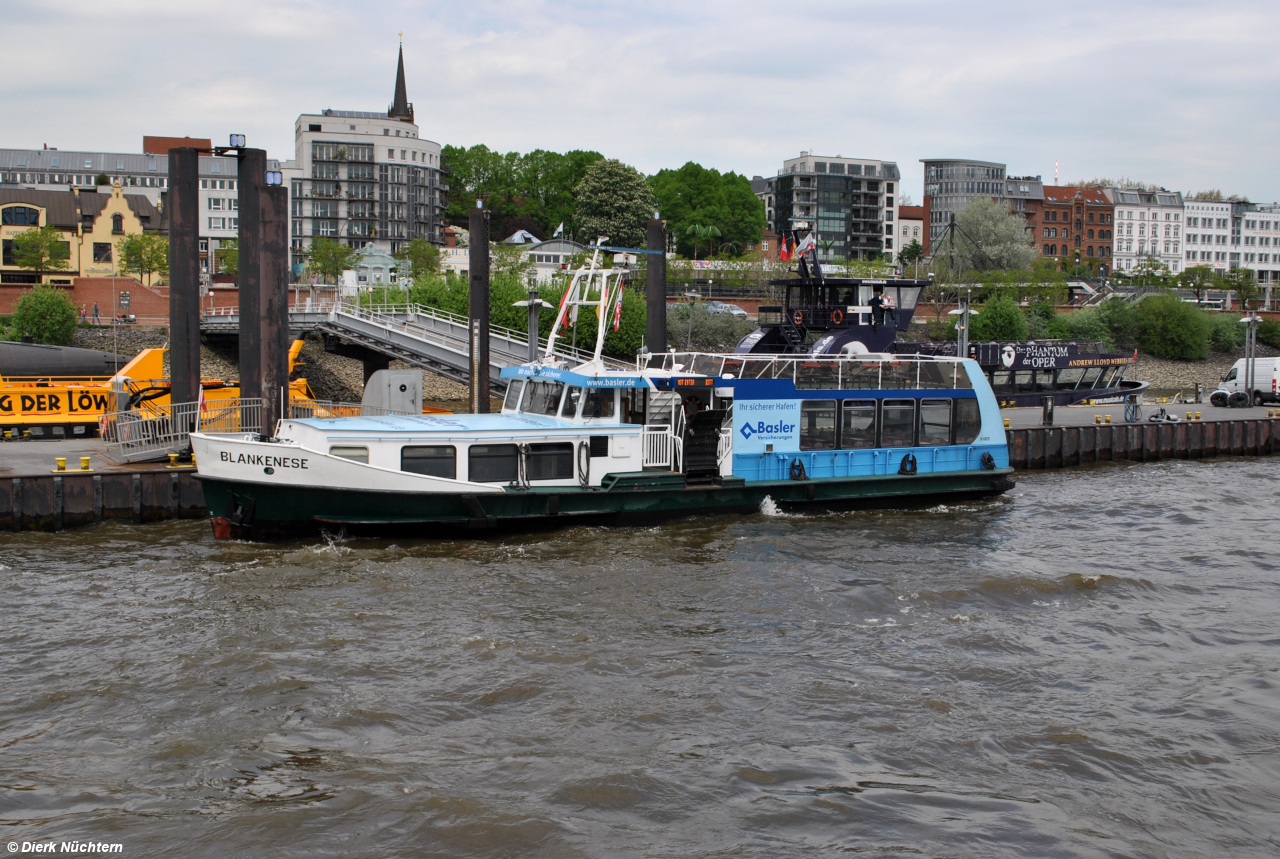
<box><xmin>789</xmin><ymin>458</ymin><xmax>808</xmax><ymax>481</ymax></box>
<box><xmin>792</xmin><ymin>310</ymin><xmax>804</xmax><ymax>326</ymax></box>
<box><xmin>898</xmin><ymin>453</ymin><xmax>917</xmax><ymax>475</ymax></box>
<box><xmin>830</xmin><ymin>309</ymin><xmax>844</xmax><ymax>325</ymax></box>
<box><xmin>980</xmin><ymin>452</ymin><xmax>995</xmax><ymax>470</ymax></box>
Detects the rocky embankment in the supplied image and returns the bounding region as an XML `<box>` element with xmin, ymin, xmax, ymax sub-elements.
<box><xmin>1132</xmin><ymin>344</ymin><xmax>1279</xmax><ymax>393</ymax></box>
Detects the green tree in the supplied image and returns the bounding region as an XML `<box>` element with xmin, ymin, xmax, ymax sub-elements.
<box><xmin>685</xmin><ymin>223</ymin><xmax>721</xmax><ymax>260</ymax></box>
<box><xmin>394</xmin><ymin>237</ymin><xmax>441</xmax><ymax>280</ymax></box>
<box><xmin>116</xmin><ymin>233</ymin><xmax>169</xmax><ymax>285</ymax></box>
<box><xmin>897</xmin><ymin>239</ymin><xmax>924</xmax><ymax>274</ymax></box>
<box><xmin>306</xmin><ymin>237</ymin><xmax>360</xmax><ymax>284</ymax></box>
<box><xmin>8</xmin><ymin>285</ymin><xmax>78</xmax><ymax>345</ymax></box>
<box><xmin>650</xmin><ymin>162</ymin><xmax>764</xmax><ymax>257</ymax></box>
<box><xmin>574</xmin><ymin>159</ymin><xmax>657</xmax><ymax>249</ymax></box>
<box><xmin>1137</xmin><ymin>294</ymin><xmax>1210</xmax><ymax>360</ymax></box>
<box><xmin>1095</xmin><ymin>297</ymin><xmax>1140</xmax><ymax>351</ymax></box>
<box><xmin>95</xmin><ymin>173</ymin><xmax>109</xmax><ymax>186</ymax></box>
<box><xmin>969</xmin><ymin>294</ymin><xmax>1029</xmax><ymax>341</ymax></box>
<box><xmin>214</xmin><ymin>239</ymin><xmax>238</xmax><ymax>277</ymax></box>
<box><xmin>12</xmin><ymin>225</ymin><xmax>71</xmax><ymax>281</ymax></box>
<box><xmin>1180</xmin><ymin>264</ymin><xmax>1216</xmax><ymax>302</ymax></box>
<box><xmin>1219</xmin><ymin>267</ymin><xmax>1260</xmax><ymax>309</ymax></box>
<box><xmin>931</xmin><ymin>197</ymin><xmax>1036</xmax><ymax>273</ymax></box>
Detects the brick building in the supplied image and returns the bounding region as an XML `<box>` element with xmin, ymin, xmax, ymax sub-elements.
<box><xmin>1031</xmin><ymin>187</ymin><xmax>1115</xmax><ymax>271</ymax></box>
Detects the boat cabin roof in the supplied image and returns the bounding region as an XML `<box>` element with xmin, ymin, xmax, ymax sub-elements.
<box><xmin>282</xmin><ymin>412</ymin><xmax>631</xmax><ymax>437</ymax></box>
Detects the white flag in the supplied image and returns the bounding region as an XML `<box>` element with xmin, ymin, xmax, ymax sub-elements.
<box><xmin>793</xmin><ymin>232</ymin><xmax>816</xmax><ymax>258</ymax></box>
<box><xmin>554</xmin><ymin>222</ymin><xmax>564</xmax><ymax>237</ymax></box>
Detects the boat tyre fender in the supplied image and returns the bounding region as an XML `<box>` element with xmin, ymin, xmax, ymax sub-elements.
<box><xmin>1228</xmin><ymin>391</ymin><xmax>1250</xmax><ymax>409</ymax></box>
<box><xmin>980</xmin><ymin>451</ymin><xmax>995</xmax><ymax>470</ymax></box>
<box><xmin>577</xmin><ymin>440</ymin><xmax>590</xmax><ymax>488</ymax></box>
<box><xmin>792</xmin><ymin>310</ymin><xmax>804</xmax><ymax>327</ymax></box>
<box><xmin>1209</xmin><ymin>390</ymin><xmax>1229</xmax><ymax>408</ymax></box>
<box><xmin>830</xmin><ymin>309</ymin><xmax>843</xmax><ymax>325</ymax></box>
<box><xmin>899</xmin><ymin>453</ymin><xmax>917</xmax><ymax>475</ymax></box>
<box><xmin>789</xmin><ymin>458</ymin><xmax>808</xmax><ymax>481</ymax></box>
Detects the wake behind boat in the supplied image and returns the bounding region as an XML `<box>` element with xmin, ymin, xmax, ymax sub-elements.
<box><xmin>191</xmin><ymin>245</ymin><xmax>1015</xmax><ymax>540</ymax></box>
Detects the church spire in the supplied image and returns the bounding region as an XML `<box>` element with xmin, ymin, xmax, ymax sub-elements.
<box><xmin>389</xmin><ymin>41</ymin><xmax>413</xmax><ymax>123</ymax></box>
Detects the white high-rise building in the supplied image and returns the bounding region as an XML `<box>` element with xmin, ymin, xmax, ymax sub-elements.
<box><xmin>1104</xmin><ymin>188</ymin><xmax>1185</xmax><ymax>274</ymax></box>
<box><xmin>281</xmin><ymin>45</ymin><xmax>447</xmax><ymax>272</ymax></box>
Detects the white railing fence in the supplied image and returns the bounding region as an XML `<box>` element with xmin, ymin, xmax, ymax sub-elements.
<box><xmin>642</xmin><ymin>425</ymin><xmax>683</xmax><ymax>472</ymax></box>
<box><xmin>195</xmin><ymin>398</ymin><xmax>265</xmax><ymax>436</ymax></box>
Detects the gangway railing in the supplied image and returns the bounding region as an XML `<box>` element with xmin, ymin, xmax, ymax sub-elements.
<box><xmin>102</xmin><ymin>401</ymin><xmax>201</xmax><ymax>463</ymax></box>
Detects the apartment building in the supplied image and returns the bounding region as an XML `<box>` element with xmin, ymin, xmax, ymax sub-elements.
<box><xmin>1182</xmin><ymin>199</ymin><xmax>1232</xmax><ymax>272</ymax></box>
<box><xmin>754</xmin><ymin>152</ymin><xmax>900</xmax><ymax>262</ymax></box>
<box><xmin>1235</xmin><ymin>204</ymin><xmax>1280</xmax><ymax>283</ymax></box>
<box><xmin>1104</xmin><ymin>188</ymin><xmax>1184</xmax><ymax>274</ymax></box>
<box><xmin>920</xmin><ymin>159</ymin><xmax>1044</xmax><ymax>253</ymax></box>
<box><xmin>282</xmin><ymin>45</ymin><xmax>448</xmax><ymax>271</ymax></box>
<box><xmin>1033</xmin><ymin>187</ymin><xmax>1114</xmax><ymax>269</ymax></box>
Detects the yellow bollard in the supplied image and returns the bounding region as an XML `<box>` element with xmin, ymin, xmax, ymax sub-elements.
<box><xmin>53</xmin><ymin>457</ymin><xmax>66</xmax><ymax>472</ymax></box>
<box><xmin>1095</xmin><ymin>415</ymin><xmax>1102</xmax><ymax>424</ymax></box>
<box><xmin>80</xmin><ymin>456</ymin><xmax>92</xmax><ymax>471</ymax></box>
<box><xmin>1105</xmin><ymin>415</ymin><xmax>1112</xmax><ymax>424</ymax></box>
<box><xmin>1186</xmin><ymin>412</ymin><xmax>1193</xmax><ymax>421</ymax></box>
<box><xmin>168</xmin><ymin>453</ymin><xmax>179</xmax><ymax>466</ymax></box>
<box><xmin>1003</xmin><ymin>418</ymin><xmax>1010</xmax><ymax>428</ymax></box>
<box><xmin>1195</xmin><ymin>412</ymin><xmax>1201</xmax><ymax>420</ymax></box>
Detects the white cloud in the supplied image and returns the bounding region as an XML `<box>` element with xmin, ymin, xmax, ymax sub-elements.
<box><xmin>2</xmin><ymin>0</ymin><xmax>1277</xmax><ymax>202</ymax></box>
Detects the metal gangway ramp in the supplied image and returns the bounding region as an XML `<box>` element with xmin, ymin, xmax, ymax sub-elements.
<box><xmin>315</xmin><ymin>300</ymin><xmax>630</xmax><ymax>391</ymax></box>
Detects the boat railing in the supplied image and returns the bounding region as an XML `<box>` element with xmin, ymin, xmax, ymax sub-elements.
<box><xmin>716</xmin><ymin>426</ymin><xmax>732</xmax><ymax>474</ymax></box>
<box><xmin>287</xmin><ymin>399</ymin><xmax>420</xmax><ymax>420</ymax></box>
<box><xmin>642</xmin><ymin>424</ymin><xmax>681</xmax><ymax>471</ymax></box>
<box><xmin>642</xmin><ymin>351</ymin><xmax>974</xmax><ymax>391</ymax></box>
<box><xmin>102</xmin><ymin>400</ymin><xmax>203</xmax><ymax>463</ymax></box>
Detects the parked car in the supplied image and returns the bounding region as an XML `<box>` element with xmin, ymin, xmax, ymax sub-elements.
<box><xmin>706</xmin><ymin>301</ymin><xmax>748</xmax><ymax>318</ymax></box>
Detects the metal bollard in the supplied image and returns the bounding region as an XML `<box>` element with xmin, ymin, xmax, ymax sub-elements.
<box><xmin>54</xmin><ymin>457</ymin><xmax>66</xmax><ymax>472</ymax></box>
<box><xmin>80</xmin><ymin>456</ymin><xmax>93</xmax><ymax>472</ymax></box>
<box><xmin>1003</xmin><ymin>418</ymin><xmax>1010</xmax><ymax>429</ymax></box>
<box><xmin>1041</xmin><ymin>395</ymin><xmax>1055</xmax><ymax>426</ymax></box>
<box><xmin>1195</xmin><ymin>412</ymin><xmax>1201</xmax><ymax>420</ymax></box>
<box><xmin>1105</xmin><ymin>414</ymin><xmax>1112</xmax><ymax>424</ymax></box>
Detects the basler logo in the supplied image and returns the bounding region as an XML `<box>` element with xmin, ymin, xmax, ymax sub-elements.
<box><xmin>740</xmin><ymin>420</ymin><xmax>794</xmax><ymax>441</ymax></box>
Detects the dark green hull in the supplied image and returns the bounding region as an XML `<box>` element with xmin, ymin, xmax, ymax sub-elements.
<box><xmin>198</xmin><ymin>469</ymin><xmax>1016</xmax><ymax>540</ymax></box>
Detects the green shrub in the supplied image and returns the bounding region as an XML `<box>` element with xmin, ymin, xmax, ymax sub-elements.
<box><xmin>1207</xmin><ymin>313</ymin><xmax>1243</xmax><ymax>353</ymax></box>
<box><xmin>1137</xmin><ymin>294</ymin><xmax>1210</xmax><ymax>360</ymax></box>
<box><xmin>1095</xmin><ymin>297</ymin><xmax>1140</xmax><ymax>351</ymax></box>
<box><xmin>1257</xmin><ymin>319</ymin><xmax>1280</xmax><ymax>349</ymax></box>
<box><xmin>925</xmin><ymin>319</ymin><xmax>956</xmax><ymax>342</ymax></box>
<box><xmin>8</xmin><ymin>285</ymin><xmax>78</xmax><ymax>345</ymax></box>
<box><xmin>1060</xmin><ymin>307</ymin><xmax>1113</xmax><ymax>349</ymax></box>
<box><xmin>969</xmin><ymin>295</ymin><xmax>1028</xmax><ymax>341</ymax></box>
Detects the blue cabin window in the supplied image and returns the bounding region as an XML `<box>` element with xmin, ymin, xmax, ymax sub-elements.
<box><xmin>503</xmin><ymin>381</ymin><xmax>524</xmax><ymax>410</ymax></box>
<box><xmin>880</xmin><ymin>400</ymin><xmax>916</xmax><ymax>447</ymax></box>
<box><xmin>955</xmin><ymin>399</ymin><xmax>980</xmax><ymax>444</ymax></box>
<box><xmin>799</xmin><ymin>400</ymin><xmax>837</xmax><ymax>450</ymax></box>
<box><xmin>560</xmin><ymin>386</ymin><xmax>583</xmax><ymax>418</ymax></box>
<box><xmin>582</xmin><ymin>388</ymin><xmax>615</xmax><ymax>420</ymax></box>
<box><xmin>521</xmin><ymin>381</ymin><xmax>564</xmax><ymax>416</ymax></box>
<box><xmin>840</xmin><ymin>400</ymin><xmax>877</xmax><ymax>448</ymax></box>
<box><xmin>919</xmin><ymin>399</ymin><xmax>951</xmax><ymax>446</ymax></box>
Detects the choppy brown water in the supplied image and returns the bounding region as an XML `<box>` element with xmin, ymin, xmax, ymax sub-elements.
<box><xmin>2</xmin><ymin>459</ymin><xmax>1279</xmax><ymax>857</ymax></box>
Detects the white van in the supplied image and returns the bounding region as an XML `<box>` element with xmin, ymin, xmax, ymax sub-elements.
<box><xmin>1218</xmin><ymin>358</ymin><xmax>1280</xmax><ymax>405</ymax></box>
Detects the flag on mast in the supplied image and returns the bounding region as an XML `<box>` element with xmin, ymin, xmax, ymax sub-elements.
<box><xmin>554</xmin><ymin>222</ymin><xmax>564</xmax><ymax>237</ymax></box>
<box><xmin>793</xmin><ymin>232</ymin><xmax>816</xmax><ymax>259</ymax></box>
<box><xmin>779</xmin><ymin>236</ymin><xmax>789</xmax><ymax>262</ymax></box>
<box><xmin>612</xmin><ymin>285</ymin><xmax>624</xmax><ymax>331</ymax></box>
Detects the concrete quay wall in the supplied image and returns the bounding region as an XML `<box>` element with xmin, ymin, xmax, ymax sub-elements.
<box><xmin>1007</xmin><ymin>418</ymin><xmax>1280</xmax><ymax>469</ymax></box>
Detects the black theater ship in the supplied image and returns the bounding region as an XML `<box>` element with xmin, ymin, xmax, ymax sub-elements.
<box><xmin>735</xmin><ymin>235</ymin><xmax>1145</xmax><ymax>408</ymax></box>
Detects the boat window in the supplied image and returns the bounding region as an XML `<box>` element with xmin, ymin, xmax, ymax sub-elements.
<box><xmin>953</xmin><ymin>363</ymin><xmax>973</xmax><ymax>389</ymax></box>
<box><xmin>991</xmin><ymin>370</ymin><xmax>1013</xmax><ymax>392</ymax></box>
<box><xmin>1080</xmin><ymin>367</ymin><xmax>1102</xmax><ymax>388</ymax></box>
<box><xmin>840</xmin><ymin>400</ymin><xmax>877</xmax><ymax>449</ymax></box>
<box><xmin>1097</xmin><ymin>367</ymin><xmax>1117</xmax><ymax>388</ymax></box>
<box><xmin>1112</xmin><ymin>366</ymin><xmax>1127</xmax><ymax>382</ymax></box>
<box><xmin>919</xmin><ymin>399</ymin><xmax>951</xmax><ymax>446</ymax></box>
<box><xmin>954</xmin><ymin>398</ymin><xmax>981</xmax><ymax>444</ymax></box>
<box><xmin>880</xmin><ymin>400</ymin><xmax>915</xmax><ymax>447</ymax></box>
<box><xmin>841</xmin><ymin>361</ymin><xmax>881</xmax><ymax>389</ymax></box>
<box><xmin>881</xmin><ymin>362</ymin><xmax>917</xmax><ymax>390</ymax></box>
<box><xmin>799</xmin><ymin>400</ymin><xmax>837</xmax><ymax>450</ymax></box>
<box><xmin>582</xmin><ymin>388</ymin><xmax>616</xmax><ymax>420</ymax></box>
<box><xmin>690</xmin><ymin>354</ymin><xmax>723</xmax><ymax>377</ymax></box>
<box><xmin>1035</xmin><ymin>370</ymin><xmax>1055</xmax><ymax>391</ymax></box>
<box><xmin>526</xmin><ymin>442</ymin><xmax>573</xmax><ymax>480</ymax></box>
<box><xmin>521</xmin><ymin>380</ymin><xmax>564</xmax><ymax>416</ymax></box>
<box><xmin>1015</xmin><ymin>371</ymin><xmax>1035</xmax><ymax>392</ymax></box>
<box><xmin>620</xmin><ymin>388</ymin><xmax>645</xmax><ymax>424</ymax></box>
<box><xmin>502</xmin><ymin>381</ymin><xmax>524</xmax><ymax>411</ymax></box>
<box><xmin>918</xmin><ymin>362</ymin><xmax>951</xmax><ymax>389</ymax></box>
<box><xmin>560</xmin><ymin>386</ymin><xmax>583</xmax><ymax>418</ymax></box>
<box><xmin>401</xmin><ymin>445</ymin><xmax>456</xmax><ymax>479</ymax></box>
<box><xmin>740</xmin><ymin>358</ymin><xmax>777</xmax><ymax>379</ymax></box>
<box><xmin>796</xmin><ymin>362</ymin><xmax>840</xmax><ymax>390</ymax></box>
<box><xmin>329</xmin><ymin>445</ymin><xmax>369</xmax><ymax>463</ymax></box>
<box><xmin>469</xmin><ymin>444</ymin><xmax>518</xmax><ymax>483</ymax></box>
<box><xmin>1057</xmin><ymin>368</ymin><xmax>1085</xmax><ymax>389</ymax></box>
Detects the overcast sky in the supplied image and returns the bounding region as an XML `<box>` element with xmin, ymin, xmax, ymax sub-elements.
<box><xmin>4</xmin><ymin>0</ymin><xmax>1278</xmax><ymax>204</ymax></box>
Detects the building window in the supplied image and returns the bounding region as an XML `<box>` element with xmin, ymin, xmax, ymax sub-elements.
<box><xmin>93</xmin><ymin>242</ymin><xmax>112</xmax><ymax>263</ymax></box>
<box><xmin>1</xmin><ymin>206</ymin><xmax>40</xmax><ymax>226</ymax></box>
<box><xmin>1</xmin><ymin>240</ymin><xmax>14</xmax><ymax>266</ymax></box>
<box><xmin>111</xmin><ymin>214</ymin><xmax>124</xmax><ymax>234</ymax></box>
